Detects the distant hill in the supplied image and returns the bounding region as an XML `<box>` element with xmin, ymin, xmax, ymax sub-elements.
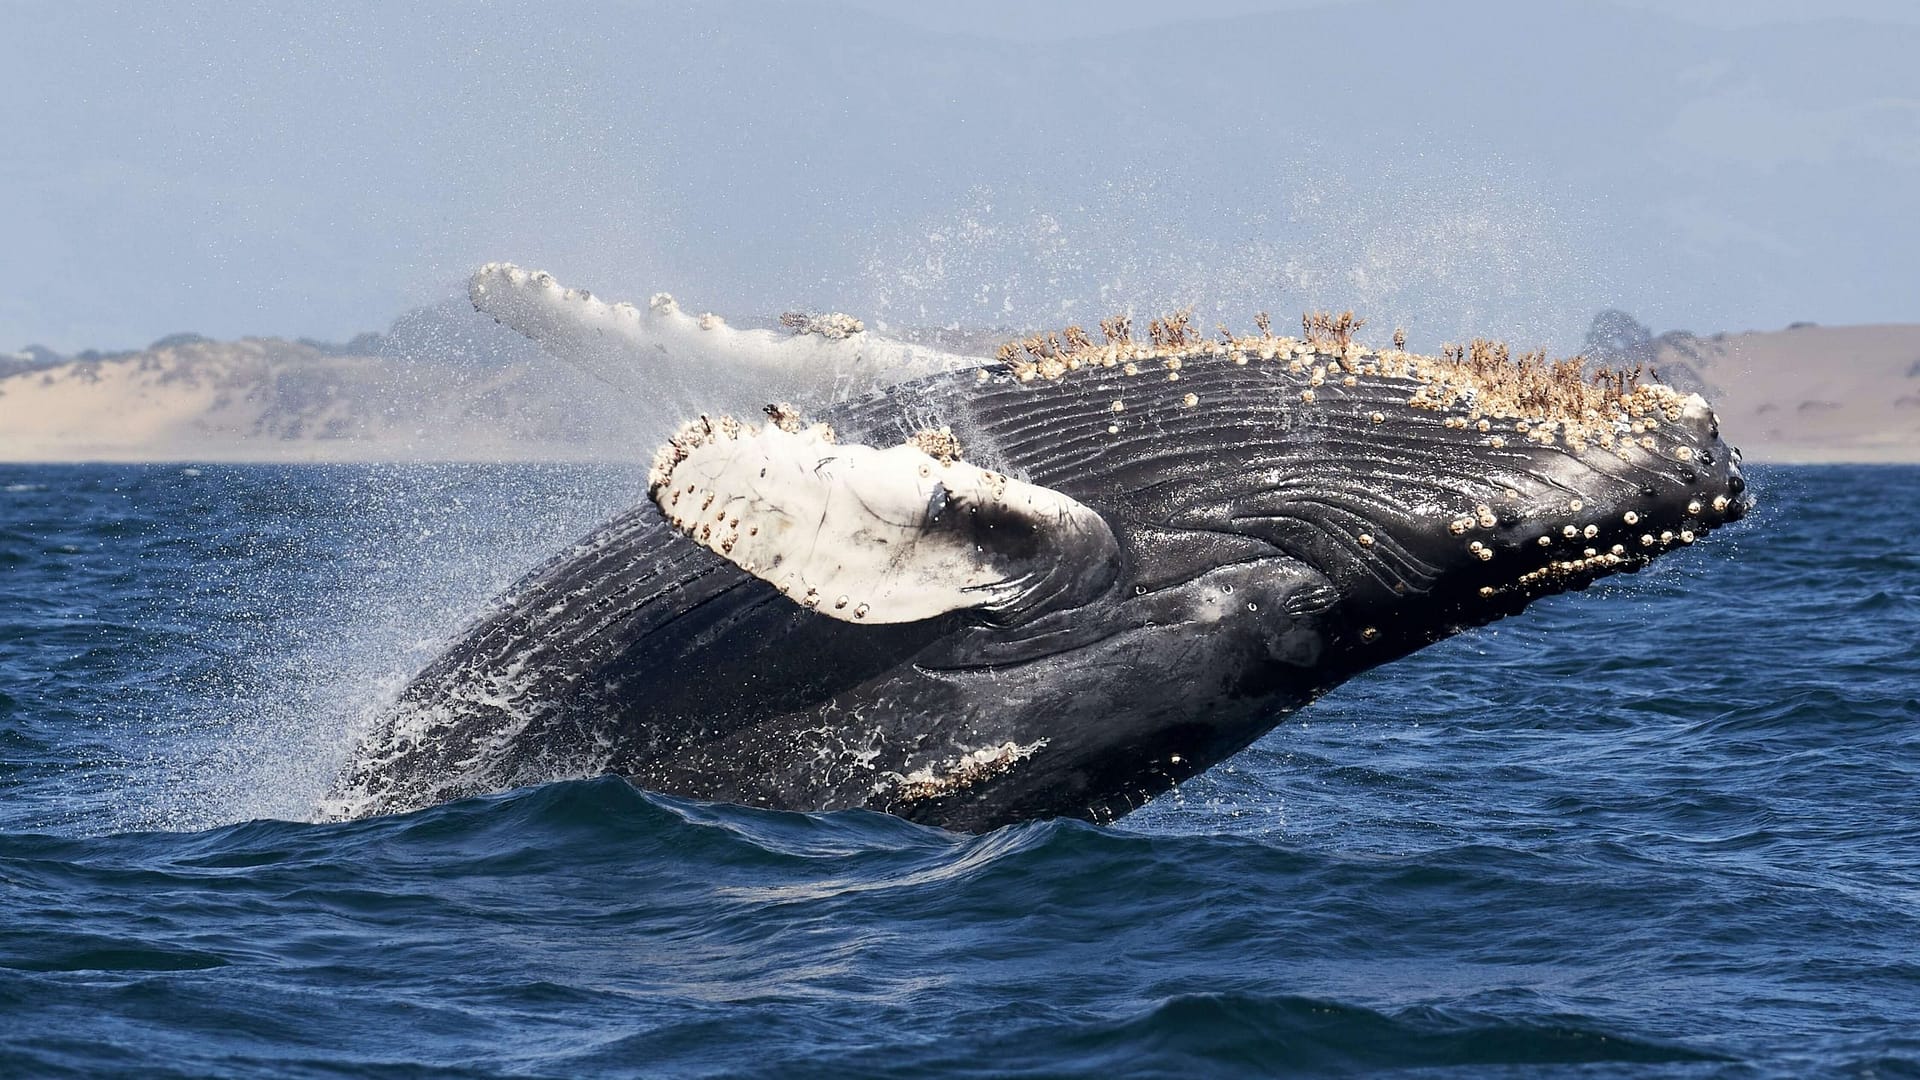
<box><xmin>2</xmin><ymin>314</ymin><xmax>1914</xmax><ymax>463</ymax></box>
<box><xmin>1580</xmin><ymin>310</ymin><xmax>1919</xmax><ymax>462</ymax></box>
<box><xmin>1648</xmin><ymin>323</ymin><xmax>1920</xmax><ymax>464</ymax></box>
<box><xmin>0</xmin><ymin>314</ymin><xmax>650</xmax><ymax>463</ymax></box>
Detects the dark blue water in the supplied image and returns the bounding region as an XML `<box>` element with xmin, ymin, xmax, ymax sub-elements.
<box><xmin>2</xmin><ymin>463</ymin><xmax>1915</xmax><ymax>1078</ymax></box>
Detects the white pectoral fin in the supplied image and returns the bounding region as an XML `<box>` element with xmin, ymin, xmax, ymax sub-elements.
<box><xmin>648</xmin><ymin>417</ymin><xmax>1118</xmax><ymax>624</ymax></box>
<box><xmin>468</xmin><ymin>263</ymin><xmax>667</xmax><ymax>395</ymax></box>
<box><xmin>468</xmin><ymin>263</ymin><xmax>977</xmax><ymax>397</ymax></box>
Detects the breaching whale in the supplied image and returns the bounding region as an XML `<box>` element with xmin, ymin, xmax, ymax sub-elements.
<box><xmin>325</xmin><ymin>269</ymin><xmax>1751</xmax><ymax>830</ymax></box>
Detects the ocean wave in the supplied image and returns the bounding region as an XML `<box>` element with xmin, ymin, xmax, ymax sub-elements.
<box><xmin>1</xmin><ymin>463</ymin><xmax>1916</xmax><ymax>1076</ymax></box>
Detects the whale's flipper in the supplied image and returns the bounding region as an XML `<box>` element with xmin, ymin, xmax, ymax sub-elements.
<box><xmin>646</xmin><ymin>411</ymin><xmax>1120</xmax><ymax>625</ymax></box>
<box><xmin>468</xmin><ymin>263</ymin><xmax>975</xmax><ymax>401</ymax></box>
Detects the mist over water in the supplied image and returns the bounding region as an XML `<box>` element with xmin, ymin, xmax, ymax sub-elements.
<box><xmin>855</xmin><ymin>161</ymin><xmax>1605</xmax><ymax>354</ymax></box>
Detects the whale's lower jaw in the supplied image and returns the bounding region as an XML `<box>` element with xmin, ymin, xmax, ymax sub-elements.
<box><xmin>326</xmin><ymin>327</ymin><xmax>1750</xmax><ymax>832</ymax></box>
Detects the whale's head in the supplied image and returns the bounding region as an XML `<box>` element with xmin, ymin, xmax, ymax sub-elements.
<box><xmin>948</xmin><ymin>325</ymin><xmax>1752</xmax><ymax>678</ymax></box>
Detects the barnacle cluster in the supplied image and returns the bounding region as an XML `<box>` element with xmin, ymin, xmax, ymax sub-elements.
<box><xmin>647</xmin><ymin>407</ymin><xmax>836</xmax><ymax>494</ymax></box>
<box><xmin>991</xmin><ymin>308</ymin><xmax>1696</xmax><ymax>451</ymax></box>
<box><xmin>908</xmin><ymin>425</ymin><xmax>964</xmax><ymax>464</ymax></box>
<box><xmin>886</xmin><ymin>740</ymin><xmax>1049</xmax><ymax>802</ymax></box>
<box><xmin>778</xmin><ymin>310</ymin><xmax>866</xmax><ymax>340</ymax></box>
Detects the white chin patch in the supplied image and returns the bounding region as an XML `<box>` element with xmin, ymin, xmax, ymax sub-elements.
<box><xmin>648</xmin><ymin>414</ymin><xmax>1116</xmax><ymax>625</ymax></box>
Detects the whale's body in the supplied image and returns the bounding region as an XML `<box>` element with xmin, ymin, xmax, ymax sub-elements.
<box><xmin>329</xmin><ymin>281</ymin><xmax>1750</xmax><ymax>830</ymax></box>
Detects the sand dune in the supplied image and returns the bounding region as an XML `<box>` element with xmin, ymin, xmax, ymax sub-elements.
<box><xmin>0</xmin><ymin>336</ymin><xmax>645</xmax><ymax>463</ymax></box>
<box><xmin>1653</xmin><ymin>323</ymin><xmax>1920</xmax><ymax>464</ymax></box>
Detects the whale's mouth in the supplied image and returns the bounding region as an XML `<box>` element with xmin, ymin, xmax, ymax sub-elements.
<box><xmin>1205</xmin><ymin>370</ymin><xmax>1756</xmax><ymax>655</ymax></box>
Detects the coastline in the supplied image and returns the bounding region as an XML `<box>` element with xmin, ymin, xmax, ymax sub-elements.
<box><xmin>6</xmin><ymin>320</ymin><xmax>1917</xmax><ymax>466</ymax></box>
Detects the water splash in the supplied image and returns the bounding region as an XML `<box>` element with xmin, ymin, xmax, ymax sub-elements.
<box><xmin>129</xmin><ymin>463</ymin><xmax>648</xmax><ymax>832</ymax></box>
<box><xmin>853</xmin><ymin>160</ymin><xmax>1609</xmax><ymax>354</ymax></box>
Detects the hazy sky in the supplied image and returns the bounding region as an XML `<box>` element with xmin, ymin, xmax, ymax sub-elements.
<box><xmin>4</xmin><ymin>0</ymin><xmax>1917</xmax><ymax>353</ymax></box>
<box><xmin>830</xmin><ymin>0</ymin><xmax>1920</xmax><ymax>37</ymax></box>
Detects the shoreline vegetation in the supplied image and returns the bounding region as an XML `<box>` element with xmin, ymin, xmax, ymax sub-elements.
<box><xmin>4</xmin><ymin>312</ymin><xmax>1915</xmax><ymax>465</ymax></box>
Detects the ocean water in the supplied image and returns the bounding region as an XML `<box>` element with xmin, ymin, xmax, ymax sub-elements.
<box><xmin>1</xmin><ymin>462</ymin><xmax>1915</xmax><ymax>1078</ymax></box>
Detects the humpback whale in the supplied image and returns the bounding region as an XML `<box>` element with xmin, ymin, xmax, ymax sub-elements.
<box><xmin>325</xmin><ymin>269</ymin><xmax>1751</xmax><ymax>831</ymax></box>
